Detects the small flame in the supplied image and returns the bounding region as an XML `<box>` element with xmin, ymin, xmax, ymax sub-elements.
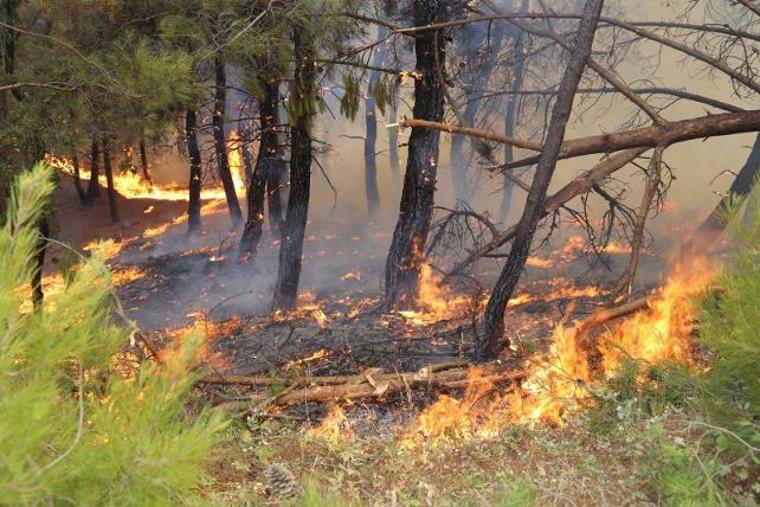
<box><xmin>307</xmin><ymin>404</ymin><xmax>354</xmax><ymax>442</ymax></box>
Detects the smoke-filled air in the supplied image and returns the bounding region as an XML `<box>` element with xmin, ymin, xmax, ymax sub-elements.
<box><xmin>1</xmin><ymin>0</ymin><xmax>759</xmax><ymax>505</ymax></box>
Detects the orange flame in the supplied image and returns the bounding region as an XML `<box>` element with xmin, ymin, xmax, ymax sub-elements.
<box><xmin>307</xmin><ymin>404</ymin><xmax>354</xmax><ymax>442</ymax></box>
<box><xmin>405</xmin><ymin>257</ymin><xmax>715</xmax><ymax>442</ymax></box>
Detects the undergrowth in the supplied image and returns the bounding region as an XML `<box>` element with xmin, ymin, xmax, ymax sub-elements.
<box><xmin>0</xmin><ymin>164</ymin><xmax>228</xmax><ymax>505</ymax></box>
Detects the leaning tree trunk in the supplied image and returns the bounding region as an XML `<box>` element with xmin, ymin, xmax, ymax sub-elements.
<box><xmin>186</xmin><ymin>108</ymin><xmax>203</xmax><ymax>234</ymax></box>
<box><xmin>212</xmin><ymin>57</ymin><xmax>243</xmax><ymax>228</ymax></box>
<box><xmin>690</xmin><ymin>132</ymin><xmax>760</xmax><ymax>248</ymax></box>
<box><xmin>138</xmin><ymin>136</ymin><xmax>153</xmax><ymax>185</ymax></box>
<box><xmin>240</xmin><ymin>80</ymin><xmax>282</xmax><ymax>255</ymax></box>
<box><xmin>384</xmin><ymin>0</ymin><xmax>451</xmax><ymax>310</ymax></box>
<box><xmin>498</xmin><ymin>0</ymin><xmax>530</xmax><ymax>223</ymax></box>
<box><xmin>101</xmin><ymin>136</ymin><xmax>120</xmax><ymax>223</ymax></box>
<box><xmin>481</xmin><ymin>0</ymin><xmax>604</xmax><ymax>359</ymax></box>
<box><xmin>364</xmin><ymin>27</ymin><xmax>387</xmax><ymax>217</ymax></box>
<box><xmin>84</xmin><ymin>137</ymin><xmax>101</xmax><ymax>205</ymax></box>
<box><xmin>272</xmin><ymin>25</ymin><xmax>315</xmax><ymax>312</ymax></box>
<box><xmin>71</xmin><ymin>151</ymin><xmax>86</xmax><ymax>204</ymax></box>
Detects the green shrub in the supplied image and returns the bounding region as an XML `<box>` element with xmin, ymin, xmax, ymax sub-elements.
<box><xmin>0</xmin><ymin>163</ymin><xmax>228</xmax><ymax>505</ymax></box>
<box><xmin>697</xmin><ymin>204</ymin><xmax>760</xmax><ymax>436</ymax></box>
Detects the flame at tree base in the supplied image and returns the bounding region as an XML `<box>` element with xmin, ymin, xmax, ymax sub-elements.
<box><xmin>403</xmin><ymin>257</ymin><xmax>715</xmax><ymax>445</ymax></box>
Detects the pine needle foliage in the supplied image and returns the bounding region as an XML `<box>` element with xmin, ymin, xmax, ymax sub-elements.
<box><xmin>0</xmin><ymin>163</ymin><xmax>228</xmax><ymax>506</ymax></box>
<box><xmin>698</xmin><ymin>194</ymin><xmax>760</xmax><ymax>442</ymax></box>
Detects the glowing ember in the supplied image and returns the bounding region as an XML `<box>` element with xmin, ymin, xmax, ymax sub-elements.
<box><xmin>341</xmin><ymin>270</ymin><xmax>362</xmax><ymax>282</ymax></box>
<box><xmin>285</xmin><ymin>349</ymin><xmax>332</xmax><ymax>370</ymax></box>
<box><xmin>111</xmin><ymin>266</ymin><xmax>145</xmax><ymax>287</ymax></box>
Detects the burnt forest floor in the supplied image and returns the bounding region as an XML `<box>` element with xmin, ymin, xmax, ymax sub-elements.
<box><xmin>52</xmin><ymin>177</ymin><xmax>728</xmax><ymax>506</ymax></box>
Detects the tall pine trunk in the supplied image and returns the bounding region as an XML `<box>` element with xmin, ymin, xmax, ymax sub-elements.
<box><xmin>272</xmin><ymin>26</ymin><xmax>315</xmax><ymax>312</ymax></box>
<box><xmin>101</xmin><ymin>136</ymin><xmax>120</xmax><ymax>223</ymax></box>
<box><xmin>384</xmin><ymin>0</ymin><xmax>449</xmax><ymax>310</ymax></box>
<box><xmin>388</xmin><ymin>99</ymin><xmax>401</xmax><ymax>179</ymax></box>
<box><xmin>212</xmin><ymin>57</ymin><xmax>243</xmax><ymax>227</ymax></box>
<box><xmin>31</xmin><ymin>219</ymin><xmax>49</xmax><ymax>309</ymax></box>
<box><xmin>186</xmin><ymin>108</ymin><xmax>203</xmax><ymax>234</ymax></box>
<box><xmin>71</xmin><ymin>151</ymin><xmax>86</xmax><ymax>204</ymax></box>
<box><xmin>139</xmin><ymin>136</ymin><xmax>153</xmax><ymax>185</ymax></box>
<box><xmin>481</xmin><ymin>0</ymin><xmax>604</xmax><ymax>359</ymax></box>
<box><xmin>240</xmin><ymin>80</ymin><xmax>282</xmax><ymax>255</ymax></box>
<box><xmin>364</xmin><ymin>27</ymin><xmax>387</xmax><ymax>217</ymax></box>
<box><xmin>498</xmin><ymin>0</ymin><xmax>530</xmax><ymax>223</ymax></box>
<box><xmin>263</xmin><ymin>81</ymin><xmax>285</xmax><ymax>233</ymax></box>
<box><xmin>84</xmin><ymin>137</ymin><xmax>101</xmax><ymax>205</ymax></box>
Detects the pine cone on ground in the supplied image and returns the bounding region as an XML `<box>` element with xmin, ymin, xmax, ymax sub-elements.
<box><xmin>265</xmin><ymin>463</ymin><xmax>297</xmax><ymax>499</ymax></box>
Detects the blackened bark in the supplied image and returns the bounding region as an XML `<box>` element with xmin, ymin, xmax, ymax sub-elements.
<box><xmin>101</xmin><ymin>136</ymin><xmax>120</xmax><ymax>223</ymax></box>
<box><xmin>71</xmin><ymin>151</ymin><xmax>86</xmax><ymax>204</ymax></box>
<box><xmin>498</xmin><ymin>0</ymin><xmax>530</xmax><ymax>223</ymax></box>
<box><xmin>84</xmin><ymin>137</ymin><xmax>101</xmax><ymax>205</ymax></box>
<box><xmin>262</xmin><ymin>81</ymin><xmax>285</xmax><ymax>233</ymax></box>
<box><xmin>31</xmin><ymin>218</ymin><xmax>49</xmax><ymax>310</ymax></box>
<box><xmin>240</xmin><ymin>81</ymin><xmax>282</xmax><ymax>255</ymax></box>
<box><xmin>212</xmin><ymin>57</ymin><xmax>243</xmax><ymax>227</ymax></box>
<box><xmin>139</xmin><ymin>137</ymin><xmax>153</xmax><ymax>185</ymax></box>
<box><xmin>272</xmin><ymin>26</ymin><xmax>315</xmax><ymax>312</ymax></box>
<box><xmin>239</xmin><ymin>154</ymin><xmax>267</xmax><ymax>257</ymax></box>
<box><xmin>384</xmin><ymin>0</ymin><xmax>450</xmax><ymax>310</ymax></box>
<box><xmin>186</xmin><ymin>108</ymin><xmax>203</xmax><ymax>234</ymax></box>
<box><xmin>481</xmin><ymin>0</ymin><xmax>604</xmax><ymax>359</ymax></box>
<box><xmin>364</xmin><ymin>27</ymin><xmax>387</xmax><ymax>216</ymax></box>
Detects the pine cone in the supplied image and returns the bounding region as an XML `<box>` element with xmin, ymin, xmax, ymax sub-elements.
<box><xmin>265</xmin><ymin>463</ymin><xmax>297</xmax><ymax>499</ymax></box>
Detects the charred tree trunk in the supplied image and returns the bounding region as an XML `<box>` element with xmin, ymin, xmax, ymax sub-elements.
<box><xmin>364</xmin><ymin>85</ymin><xmax>381</xmax><ymax>216</ymax></box>
<box><xmin>239</xmin><ymin>154</ymin><xmax>267</xmax><ymax>258</ymax></box>
<box><xmin>84</xmin><ymin>137</ymin><xmax>101</xmax><ymax>205</ymax></box>
<box><xmin>364</xmin><ymin>27</ymin><xmax>387</xmax><ymax>217</ymax></box>
<box><xmin>498</xmin><ymin>0</ymin><xmax>530</xmax><ymax>223</ymax></box>
<box><xmin>240</xmin><ymin>81</ymin><xmax>282</xmax><ymax>255</ymax></box>
<box><xmin>186</xmin><ymin>108</ymin><xmax>203</xmax><ymax>234</ymax></box>
<box><xmin>263</xmin><ymin>81</ymin><xmax>285</xmax><ymax>234</ymax></box>
<box><xmin>31</xmin><ymin>218</ymin><xmax>49</xmax><ymax>310</ymax></box>
<box><xmin>71</xmin><ymin>151</ymin><xmax>86</xmax><ymax>204</ymax></box>
<box><xmin>138</xmin><ymin>136</ymin><xmax>153</xmax><ymax>185</ymax></box>
<box><xmin>212</xmin><ymin>57</ymin><xmax>243</xmax><ymax>228</ymax></box>
<box><xmin>692</xmin><ymin>132</ymin><xmax>760</xmax><ymax>245</ymax></box>
<box><xmin>101</xmin><ymin>136</ymin><xmax>120</xmax><ymax>223</ymax></box>
<box><xmin>0</xmin><ymin>0</ymin><xmax>19</xmax><ymax>120</ymax></box>
<box><xmin>481</xmin><ymin>0</ymin><xmax>604</xmax><ymax>359</ymax></box>
<box><xmin>272</xmin><ymin>26</ymin><xmax>315</xmax><ymax>312</ymax></box>
<box><xmin>384</xmin><ymin>0</ymin><xmax>451</xmax><ymax>310</ymax></box>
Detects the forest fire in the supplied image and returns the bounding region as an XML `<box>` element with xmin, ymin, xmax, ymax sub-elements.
<box><xmin>404</xmin><ymin>257</ymin><xmax>715</xmax><ymax>443</ymax></box>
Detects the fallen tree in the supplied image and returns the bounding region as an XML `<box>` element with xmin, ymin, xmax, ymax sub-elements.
<box><xmin>399</xmin><ymin>109</ymin><xmax>760</xmax><ymax>171</ymax></box>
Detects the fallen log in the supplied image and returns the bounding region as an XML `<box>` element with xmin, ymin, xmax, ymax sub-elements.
<box><xmin>198</xmin><ymin>358</ymin><xmax>469</xmax><ymax>387</ymax></box>
<box><xmin>212</xmin><ymin>362</ymin><xmax>524</xmax><ymax>408</ymax></box>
